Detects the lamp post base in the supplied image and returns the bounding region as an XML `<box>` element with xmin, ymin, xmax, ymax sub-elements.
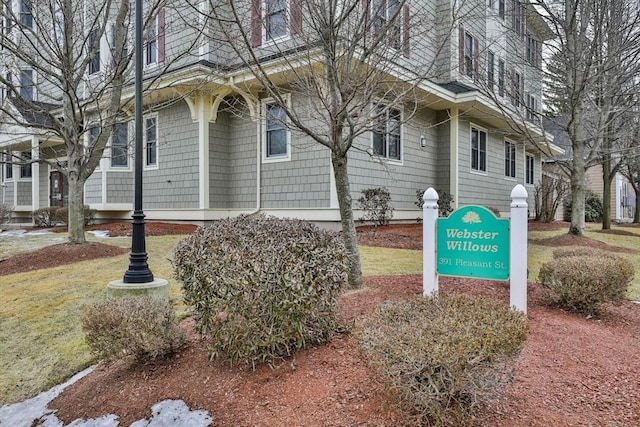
<box><xmin>107</xmin><ymin>278</ymin><xmax>169</xmax><ymax>301</ymax></box>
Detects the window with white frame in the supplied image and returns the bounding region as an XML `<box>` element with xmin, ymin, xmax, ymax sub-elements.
<box><xmin>372</xmin><ymin>0</ymin><xmax>402</xmax><ymax>50</ymax></box>
<box><xmin>526</xmin><ymin>94</ymin><xmax>538</xmax><ymax>122</ymax></box>
<box><xmin>145</xmin><ymin>9</ymin><xmax>164</xmax><ymax>65</ymax></box>
<box><xmin>526</xmin><ymin>154</ymin><xmax>534</xmax><ymax>184</ymax></box>
<box><xmin>4</xmin><ymin>151</ymin><xmax>13</xmax><ymax>180</ymax></box>
<box><xmin>498</xmin><ymin>59</ymin><xmax>505</xmax><ymax>97</ymax></box>
<box><xmin>20</xmin><ymin>151</ymin><xmax>31</xmax><ymax>178</ymax></box>
<box><xmin>487</xmin><ymin>51</ymin><xmax>495</xmax><ymax>90</ymax></box>
<box><xmin>88</xmin><ymin>29</ymin><xmax>101</xmax><ymax>74</ymax></box>
<box><xmin>373</xmin><ymin>104</ymin><xmax>401</xmax><ymax>161</ymax></box>
<box><xmin>526</xmin><ymin>32</ymin><xmax>541</xmax><ymax>68</ymax></box>
<box><xmin>471</xmin><ymin>126</ymin><xmax>487</xmax><ymax>172</ymax></box>
<box><xmin>512</xmin><ymin>0</ymin><xmax>525</xmax><ymax>36</ymax></box>
<box><xmin>264</xmin><ymin>101</ymin><xmax>288</xmax><ymax>159</ymax></box>
<box><xmin>266</xmin><ymin>0</ymin><xmax>288</xmax><ymax>41</ymax></box>
<box><xmin>20</xmin><ymin>0</ymin><xmax>32</xmax><ymax>28</ymax></box>
<box><xmin>145</xmin><ymin>116</ymin><xmax>157</xmax><ymax>167</ymax></box>
<box><xmin>498</xmin><ymin>0</ymin><xmax>505</xmax><ymax>19</ymax></box>
<box><xmin>511</xmin><ymin>70</ymin><xmax>523</xmax><ymax>108</ymax></box>
<box><xmin>463</xmin><ymin>30</ymin><xmax>476</xmax><ymax>78</ymax></box>
<box><xmin>111</xmin><ymin>122</ymin><xmax>128</xmax><ymax>168</ymax></box>
<box><xmin>19</xmin><ymin>69</ymin><xmax>33</xmax><ymax>100</ymax></box>
<box><xmin>504</xmin><ymin>141</ymin><xmax>516</xmax><ymax>178</ymax></box>
<box><xmin>487</xmin><ymin>0</ymin><xmax>505</xmax><ymax>18</ymax></box>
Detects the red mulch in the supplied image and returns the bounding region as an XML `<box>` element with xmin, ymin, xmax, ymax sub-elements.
<box><xmin>3</xmin><ymin>221</ymin><xmax>639</xmax><ymax>426</ymax></box>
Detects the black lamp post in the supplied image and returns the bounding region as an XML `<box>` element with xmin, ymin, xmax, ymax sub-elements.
<box><xmin>123</xmin><ymin>0</ymin><xmax>153</xmax><ymax>283</ymax></box>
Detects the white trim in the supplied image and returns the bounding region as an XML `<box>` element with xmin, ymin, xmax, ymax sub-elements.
<box><xmin>370</xmin><ymin>102</ymin><xmax>404</xmax><ymax>164</ymax></box>
<box><xmin>262</xmin><ymin>0</ymin><xmax>292</xmax><ymax>45</ymax></box>
<box><xmin>109</xmin><ymin>121</ymin><xmax>132</xmax><ymax>171</ymax></box>
<box><xmin>504</xmin><ymin>139</ymin><xmax>516</xmax><ymax>179</ymax></box>
<box><xmin>450</xmin><ymin>108</ymin><xmax>459</xmax><ymax>209</ymax></box>
<box><xmin>469</xmin><ymin>122</ymin><xmax>488</xmax><ymax>175</ymax></box>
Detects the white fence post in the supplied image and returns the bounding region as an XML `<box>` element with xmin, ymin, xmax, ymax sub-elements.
<box><xmin>510</xmin><ymin>184</ymin><xmax>528</xmax><ymax>313</ymax></box>
<box><xmin>423</xmin><ymin>188</ymin><xmax>439</xmax><ymax>297</ymax></box>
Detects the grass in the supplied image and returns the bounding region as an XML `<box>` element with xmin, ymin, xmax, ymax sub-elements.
<box><xmin>1</xmin><ymin>224</ymin><xmax>639</xmax><ymax>406</ymax></box>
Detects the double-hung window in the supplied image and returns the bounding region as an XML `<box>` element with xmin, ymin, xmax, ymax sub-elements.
<box><xmin>19</xmin><ymin>69</ymin><xmax>33</xmax><ymax>100</ymax></box>
<box><xmin>145</xmin><ymin>117</ymin><xmax>157</xmax><ymax>167</ymax></box>
<box><xmin>372</xmin><ymin>0</ymin><xmax>402</xmax><ymax>50</ymax></box>
<box><xmin>88</xmin><ymin>30</ymin><xmax>101</xmax><ymax>74</ymax></box>
<box><xmin>487</xmin><ymin>51</ymin><xmax>495</xmax><ymax>90</ymax></box>
<box><xmin>471</xmin><ymin>127</ymin><xmax>487</xmax><ymax>172</ymax></box>
<box><xmin>20</xmin><ymin>0</ymin><xmax>32</xmax><ymax>28</ymax></box>
<box><xmin>4</xmin><ymin>151</ymin><xmax>13</xmax><ymax>180</ymax></box>
<box><xmin>265</xmin><ymin>101</ymin><xmax>288</xmax><ymax>159</ymax></box>
<box><xmin>20</xmin><ymin>151</ymin><xmax>31</xmax><ymax>178</ymax></box>
<box><xmin>463</xmin><ymin>31</ymin><xmax>475</xmax><ymax>78</ymax></box>
<box><xmin>111</xmin><ymin>123</ymin><xmax>128</xmax><ymax>168</ymax></box>
<box><xmin>512</xmin><ymin>70</ymin><xmax>523</xmax><ymax>108</ymax></box>
<box><xmin>266</xmin><ymin>0</ymin><xmax>288</xmax><ymax>41</ymax></box>
<box><xmin>498</xmin><ymin>59</ymin><xmax>505</xmax><ymax>97</ymax></box>
<box><xmin>526</xmin><ymin>94</ymin><xmax>538</xmax><ymax>122</ymax></box>
<box><xmin>526</xmin><ymin>33</ymin><xmax>541</xmax><ymax>68</ymax></box>
<box><xmin>504</xmin><ymin>141</ymin><xmax>516</xmax><ymax>178</ymax></box>
<box><xmin>145</xmin><ymin>9</ymin><xmax>164</xmax><ymax>65</ymax></box>
<box><xmin>526</xmin><ymin>154</ymin><xmax>534</xmax><ymax>184</ymax></box>
<box><xmin>512</xmin><ymin>0</ymin><xmax>525</xmax><ymax>36</ymax></box>
<box><xmin>373</xmin><ymin>104</ymin><xmax>401</xmax><ymax>161</ymax></box>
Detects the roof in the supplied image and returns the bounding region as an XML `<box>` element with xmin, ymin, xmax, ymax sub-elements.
<box><xmin>436</xmin><ymin>81</ymin><xmax>477</xmax><ymax>94</ymax></box>
<box><xmin>8</xmin><ymin>97</ymin><xmax>59</xmax><ymax>127</ymax></box>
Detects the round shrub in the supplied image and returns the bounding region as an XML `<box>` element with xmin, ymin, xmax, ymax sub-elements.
<box><xmin>356</xmin><ymin>294</ymin><xmax>529</xmax><ymax>426</ymax></box>
<box><xmin>539</xmin><ymin>254</ymin><xmax>634</xmax><ymax>316</ymax></box>
<box><xmin>173</xmin><ymin>215</ymin><xmax>348</xmax><ymax>368</ymax></box>
<box><xmin>82</xmin><ymin>296</ymin><xmax>186</xmax><ymax>363</ymax></box>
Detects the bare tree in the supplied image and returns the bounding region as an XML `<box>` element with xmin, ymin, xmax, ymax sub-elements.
<box><xmin>0</xmin><ymin>0</ymin><xmax>200</xmax><ymax>243</ymax></box>
<box><xmin>190</xmin><ymin>0</ymin><xmax>466</xmax><ymax>287</ymax></box>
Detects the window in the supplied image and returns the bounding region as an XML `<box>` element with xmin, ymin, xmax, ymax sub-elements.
<box><xmin>488</xmin><ymin>0</ymin><xmax>505</xmax><ymax>18</ymax></box>
<box><xmin>145</xmin><ymin>117</ymin><xmax>157</xmax><ymax>167</ymax></box>
<box><xmin>20</xmin><ymin>151</ymin><xmax>31</xmax><ymax>178</ymax></box>
<box><xmin>498</xmin><ymin>0</ymin><xmax>505</xmax><ymax>19</ymax></box>
<box><xmin>145</xmin><ymin>9</ymin><xmax>164</xmax><ymax>65</ymax></box>
<box><xmin>526</xmin><ymin>154</ymin><xmax>534</xmax><ymax>184</ymax></box>
<box><xmin>88</xmin><ymin>30</ymin><xmax>101</xmax><ymax>74</ymax></box>
<box><xmin>373</xmin><ymin>104</ymin><xmax>401</xmax><ymax>161</ymax></box>
<box><xmin>498</xmin><ymin>59</ymin><xmax>505</xmax><ymax>97</ymax></box>
<box><xmin>19</xmin><ymin>69</ymin><xmax>33</xmax><ymax>100</ymax></box>
<box><xmin>504</xmin><ymin>141</ymin><xmax>516</xmax><ymax>178</ymax></box>
<box><xmin>19</xmin><ymin>0</ymin><xmax>32</xmax><ymax>28</ymax></box>
<box><xmin>526</xmin><ymin>32</ymin><xmax>541</xmax><ymax>68</ymax></box>
<box><xmin>526</xmin><ymin>94</ymin><xmax>538</xmax><ymax>122</ymax></box>
<box><xmin>372</xmin><ymin>0</ymin><xmax>402</xmax><ymax>50</ymax></box>
<box><xmin>111</xmin><ymin>123</ymin><xmax>128</xmax><ymax>168</ymax></box>
<box><xmin>4</xmin><ymin>151</ymin><xmax>12</xmax><ymax>180</ymax></box>
<box><xmin>266</xmin><ymin>0</ymin><xmax>288</xmax><ymax>41</ymax></box>
<box><xmin>4</xmin><ymin>0</ymin><xmax>13</xmax><ymax>33</ymax></box>
<box><xmin>487</xmin><ymin>51</ymin><xmax>495</xmax><ymax>90</ymax></box>
<box><xmin>1</xmin><ymin>72</ymin><xmax>10</xmax><ymax>100</ymax></box>
<box><xmin>511</xmin><ymin>70</ymin><xmax>523</xmax><ymax>108</ymax></box>
<box><xmin>471</xmin><ymin>127</ymin><xmax>486</xmax><ymax>172</ymax></box>
<box><xmin>265</xmin><ymin>102</ymin><xmax>288</xmax><ymax>159</ymax></box>
<box><xmin>512</xmin><ymin>0</ymin><xmax>525</xmax><ymax>37</ymax></box>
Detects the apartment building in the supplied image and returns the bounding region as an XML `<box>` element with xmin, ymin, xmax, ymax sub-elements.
<box><xmin>0</xmin><ymin>0</ymin><xmax>559</xmax><ymax>224</ymax></box>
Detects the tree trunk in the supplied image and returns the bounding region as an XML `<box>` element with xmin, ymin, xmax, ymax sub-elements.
<box><xmin>331</xmin><ymin>151</ymin><xmax>363</xmax><ymax>289</ymax></box>
<box><xmin>67</xmin><ymin>169</ymin><xmax>86</xmax><ymax>244</ymax></box>
<box><xmin>569</xmin><ymin>142</ymin><xmax>586</xmax><ymax>236</ymax></box>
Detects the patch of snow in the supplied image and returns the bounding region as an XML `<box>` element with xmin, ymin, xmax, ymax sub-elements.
<box><xmin>87</xmin><ymin>230</ymin><xmax>110</xmax><ymax>239</ymax></box>
<box><xmin>0</xmin><ymin>229</ymin><xmax>27</xmax><ymax>236</ymax></box>
<box><xmin>0</xmin><ymin>368</ymin><xmax>213</xmax><ymax>427</ymax></box>
<box><xmin>25</xmin><ymin>229</ymin><xmax>54</xmax><ymax>235</ymax></box>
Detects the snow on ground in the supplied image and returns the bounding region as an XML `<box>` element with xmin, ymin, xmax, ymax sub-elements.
<box><xmin>0</xmin><ymin>367</ymin><xmax>213</xmax><ymax>427</ymax></box>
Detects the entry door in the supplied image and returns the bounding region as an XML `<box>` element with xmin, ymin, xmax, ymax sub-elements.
<box><xmin>50</xmin><ymin>171</ymin><xmax>67</xmax><ymax>207</ymax></box>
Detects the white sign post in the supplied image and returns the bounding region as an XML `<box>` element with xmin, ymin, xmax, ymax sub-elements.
<box><xmin>421</xmin><ymin>185</ymin><xmax>529</xmax><ymax>313</ymax></box>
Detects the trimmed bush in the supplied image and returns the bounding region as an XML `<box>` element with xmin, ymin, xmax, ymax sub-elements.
<box><xmin>358</xmin><ymin>187</ymin><xmax>394</xmax><ymax>225</ymax></box>
<box><xmin>539</xmin><ymin>253</ymin><xmax>634</xmax><ymax>316</ymax></box>
<box><xmin>33</xmin><ymin>207</ymin><xmax>59</xmax><ymax>227</ymax></box>
<box><xmin>356</xmin><ymin>294</ymin><xmax>528</xmax><ymax>426</ymax></box>
<box><xmin>55</xmin><ymin>205</ymin><xmax>97</xmax><ymax>226</ymax></box>
<box><xmin>415</xmin><ymin>189</ymin><xmax>454</xmax><ymax>217</ymax></box>
<box><xmin>552</xmin><ymin>246</ymin><xmax>616</xmax><ymax>259</ymax></box>
<box><xmin>173</xmin><ymin>215</ymin><xmax>348</xmax><ymax>368</ymax></box>
<box><xmin>82</xmin><ymin>296</ymin><xmax>186</xmax><ymax>363</ymax></box>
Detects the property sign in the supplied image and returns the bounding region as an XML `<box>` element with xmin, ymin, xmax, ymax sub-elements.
<box><xmin>437</xmin><ymin>206</ymin><xmax>509</xmax><ymax>280</ymax></box>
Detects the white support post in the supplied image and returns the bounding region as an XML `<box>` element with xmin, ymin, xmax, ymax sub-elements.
<box><xmin>510</xmin><ymin>184</ymin><xmax>528</xmax><ymax>313</ymax></box>
<box><xmin>423</xmin><ymin>188</ymin><xmax>439</xmax><ymax>297</ymax></box>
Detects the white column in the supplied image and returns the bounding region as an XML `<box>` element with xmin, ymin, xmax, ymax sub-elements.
<box><xmin>197</xmin><ymin>96</ymin><xmax>211</xmax><ymax>210</ymax></box>
<box><xmin>423</xmin><ymin>187</ymin><xmax>439</xmax><ymax>297</ymax></box>
<box><xmin>449</xmin><ymin>108</ymin><xmax>459</xmax><ymax>209</ymax></box>
<box><xmin>510</xmin><ymin>184</ymin><xmax>528</xmax><ymax>313</ymax></box>
<box><xmin>31</xmin><ymin>138</ymin><xmax>39</xmax><ymax>210</ymax></box>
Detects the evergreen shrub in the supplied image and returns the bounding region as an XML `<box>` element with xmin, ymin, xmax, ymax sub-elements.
<box><xmin>358</xmin><ymin>187</ymin><xmax>394</xmax><ymax>225</ymax></box>
<box><xmin>173</xmin><ymin>215</ymin><xmax>348</xmax><ymax>368</ymax></box>
<box><xmin>356</xmin><ymin>294</ymin><xmax>529</xmax><ymax>426</ymax></box>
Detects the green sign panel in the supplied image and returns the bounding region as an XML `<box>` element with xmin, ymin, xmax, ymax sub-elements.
<box><xmin>437</xmin><ymin>206</ymin><xmax>510</xmax><ymax>280</ymax></box>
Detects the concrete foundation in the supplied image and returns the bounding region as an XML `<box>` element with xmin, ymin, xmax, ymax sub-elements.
<box><xmin>106</xmin><ymin>278</ymin><xmax>169</xmax><ymax>300</ymax></box>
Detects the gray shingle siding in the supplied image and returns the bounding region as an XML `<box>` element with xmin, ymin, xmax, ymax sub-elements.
<box><xmin>85</xmin><ymin>172</ymin><xmax>102</xmax><ymax>204</ymax></box>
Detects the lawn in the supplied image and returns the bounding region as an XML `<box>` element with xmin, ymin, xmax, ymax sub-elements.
<box><xmin>1</xmin><ymin>224</ymin><xmax>639</xmax><ymax>406</ymax></box>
